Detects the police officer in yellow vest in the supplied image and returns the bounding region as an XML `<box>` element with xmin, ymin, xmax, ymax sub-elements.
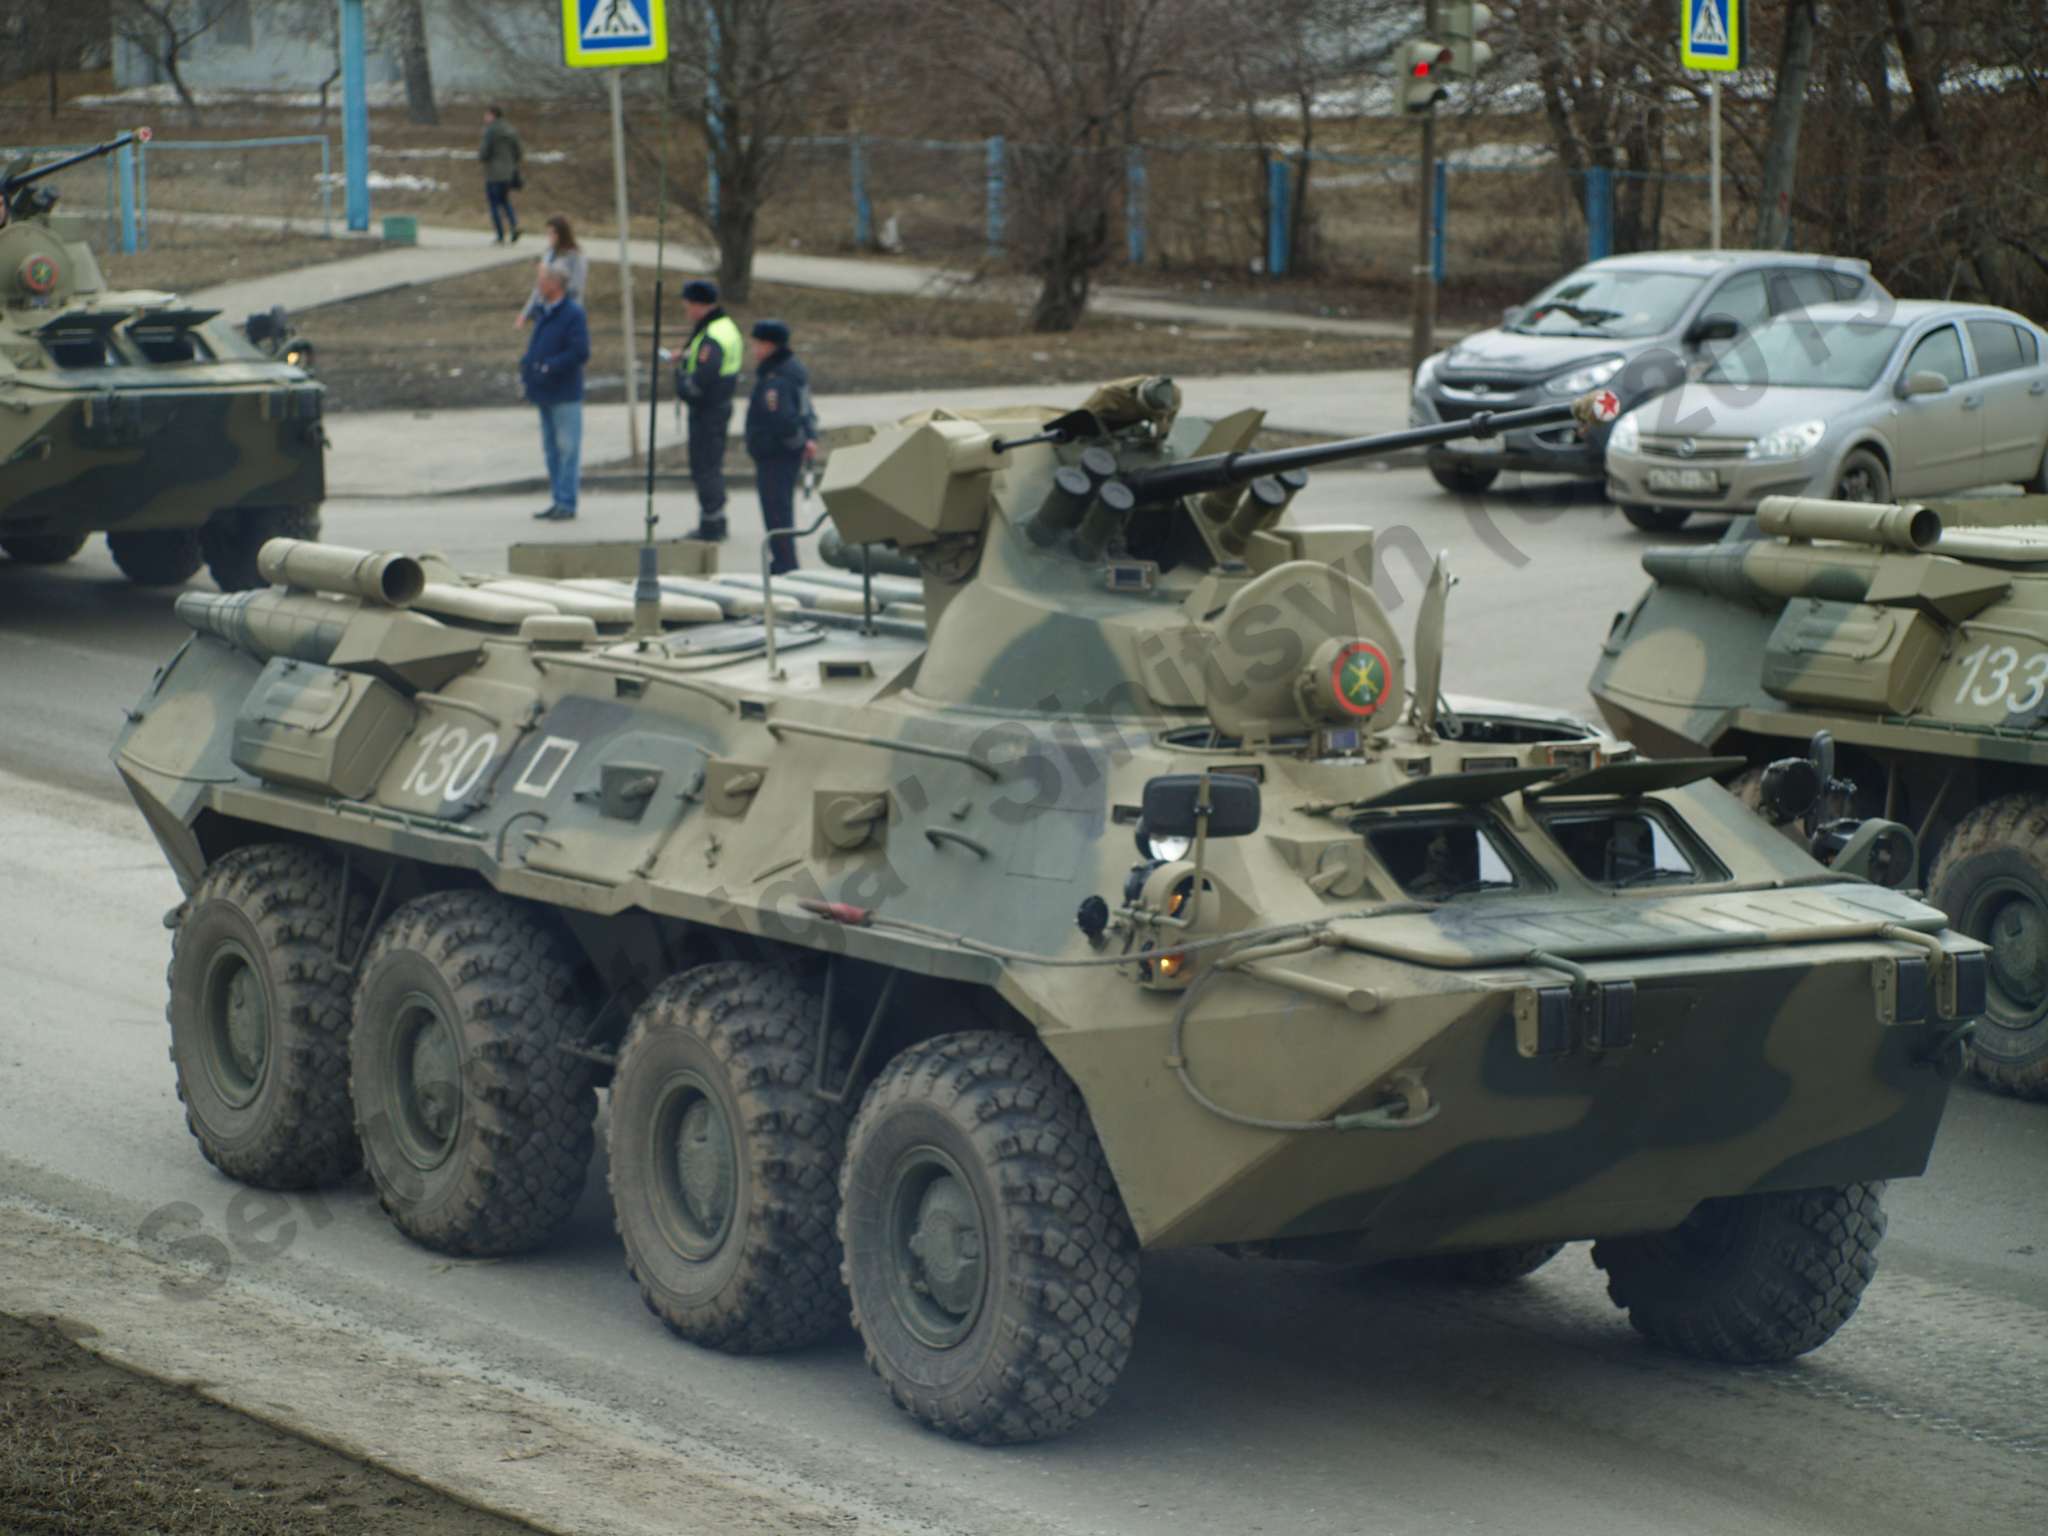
<box><xmin>675</xmin><ymin>278</ymin><xmax>744</xmax><ymax>541</ymax></box>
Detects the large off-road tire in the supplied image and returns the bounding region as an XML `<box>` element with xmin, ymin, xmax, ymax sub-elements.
<box><xmin>840</xmin><ymin>1032</ymin><xmax>1141</xmax><ymax>1444</ymax></box>
<box><xmin>1621</xmin><ymin>504</ymin><xmax>1691</xmax><ymax>534</ymax></box>
<box><xmin>1928</xmin><ymin>795</ymin><xmax>2048</xmax><ymax>1099</ymax></box>
<box><xmin>0</xmin><ymin>533</ymin><xmax>88</xmax><ymax>565</ymax></box>
<box><xmin>1430</xmin><ymin>460</ymin><xmax>1500</xmax><ymax>496</ymax></box>
<box><xmin>165</xmin><ymin>844</ymin><xmax>363</xmax><ymax>1189</ymax></box>
<box><xmin>1592</xmin><ymin>1183</ymin><xmax>1886</xmax><ymax>1363</ymax></box>
<box><xmin>203</xmin><ymin>505</ymin><xmax>322</xmax><ymax>593</ymax></box>
<box><xmin>1833</xmin><ymin>448</ymin><xmax>1891</xmax><ymax>504</ymax></box>
<box><xmin>1395</xmin><ymin>1242</ymin><xmax>1565</xmax><ymax>1285</ymax></box>
<box><xmin>108</xmin><ymin>528</ymin><xmax>205</xmax><ymax>587</ymax></box>
<box><xmin>608</xmin><ymin>962</ymin><xmax>851</xmax><ymax>1354</ymax></box>
<box><xmin>349</xmin><ymin>891</ymin><xmax>598</xmax><ymax>1256</ymax></box>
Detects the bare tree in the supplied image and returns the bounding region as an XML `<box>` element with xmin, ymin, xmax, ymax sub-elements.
<box><xmin>110</xmin><ymin>0</ymin><xmax>233</xmax><ymax>124</ymax></box>
<box><xmin>394</xmin><ymin>0</ymin><xmax>439</xmax><ymax>127</ymax></box>
<box><xmin>929</xmin><ymin>0</ymin><xmax>1181</xmax><ymax>330</ymax></box>
<box><xmin>1753</xmin><ymin>0</ymin><xmax>1817</xmax><ymax>250</ymax></box>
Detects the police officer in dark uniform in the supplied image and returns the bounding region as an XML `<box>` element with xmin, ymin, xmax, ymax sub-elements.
<box><xmin>674</xmin><ymin>278</ymin><xmax>743</xmax><ymax>542</ymax></box>
<box><xmin>743</xmin><ymin>319</ymin><xmax>818</xmax><ymax>576</ymax></box>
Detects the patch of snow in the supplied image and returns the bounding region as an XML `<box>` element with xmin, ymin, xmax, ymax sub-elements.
<box><xmin>315</xmin><ymin>171</ymin><xmax>447</xmax><ymax>193</ymax></box>
<box><xmin>74</xmin><ymin>83</ymin><xmax>407</xmax><ymax>110</ymax></box>
<box><xmin>379</xmin><ymin>147</ymin><xmax>570</xmax><ymax>165</ymax></box>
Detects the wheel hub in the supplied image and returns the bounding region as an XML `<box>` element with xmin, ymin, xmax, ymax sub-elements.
<box><xmin>651</xmin><ymin>1075</ymin><xmax>736</xmax><ymax>1261</ymax></box>
<box><xmin>389</xmin><ymin>995</ymin><xmax>462</xmax><ymax>1168</ymax></box>
<box><xmin>201</xmin><ymin>944</ymin><xmax>270</xmax><ymax>1108</ymax></box>
<box><xmin>885</xmin><ymin>1148</ymin><xmax>989</xmax><ymax>1348</ymax></box>
<box><xmin>1985</xmin><ymin>890</ymin><xmax>2048</xmax><ymax>1014</ymax></box>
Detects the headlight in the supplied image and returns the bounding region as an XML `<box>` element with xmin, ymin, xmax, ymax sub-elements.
<box><xmin>1545</xmin><ymin>356</ymin><xmax>1624</xmax><ymax>396</ymax></box>
<box><xmin>1608</xmin><ymin>413</ymin><xmax>1641</xmax><ymax>454</ymax></box>
<box><xmin>1135</xmin><ymin>827</ymin><xmax>1192</xmax><ymax>863</ymax></box>
<box><xmin>1747</xmin><ymin>419</ymin><xmax>1827</xmax><ymax>460</ymax></box>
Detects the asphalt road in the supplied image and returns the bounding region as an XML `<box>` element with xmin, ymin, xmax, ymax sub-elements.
<box><xmin>2</xmin><ymin>469</ymin><xmax>2044</xmax><ymax>1535</ymax></box>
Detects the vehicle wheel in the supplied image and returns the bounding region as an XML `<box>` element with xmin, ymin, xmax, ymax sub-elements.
<box><xmin>1833</xmin><ymin>449</ymin><xmax>1892</xmax><ymax>504</ymax></box>
<box><xmin>2025</xmin><ymin>444</ymin><xmax>2048</xmax><ymax>495</ymax></box>
<box><xmin>1</xmin><ymin>533</ymin><xmax>88</xmax><ymax>564</ymax></box>
<box><xmin>1430</xmin><ymin>461</ymin><xmax>1500</xmax><ymax>495</ymax></box>
<box><xmin>1927</xmin><ymin>795</ymin><xmax>2048</xmax><ymax>1099</ymax></box>
<box><xmin>840</xmin><ymin>1032</ymin><xmax>1141</xmax><ymax>1444</ymax></box>
<box><xmin>1394</xmin><ymin>1242</ymin><xmax>1565</xmax><ymax>1285</ymax></box>
<box><xmin>107</xmin><ymin>528</ymin><xmax>205</xmax><ymax>587</ymax></box>
<box><xmin>609</xmin><ymin>962</ymin><xmax>851</xmax><ymax>1354</ymax></box>
<box><xmin>1725</xmin><ymin>766</ymin><xmax>1807</xmax><ymax>847</ymax></box>
<box><xmin>166</xmin><ymin>844</ymin><xmax>363</xmax><ymax>1189</ymax></box>
<box><xmin>1621</xmin><ymin>504</ymin><xmax>1691</xmax><ymax>533</ymax></box>
<box><xmin>1592</xmin><ymin>1183</ymin><xmax>1886</xmax><ymax>1363</ymax></box>
<box><xmin>203</xmin><ymin>505</ymin><xmax>322</xmax><ymax>593</ymax></box>
<box><xmin>349</xmin><ymin>891</ymin><xmax>598</xmax><ymax>1256</ymax></box>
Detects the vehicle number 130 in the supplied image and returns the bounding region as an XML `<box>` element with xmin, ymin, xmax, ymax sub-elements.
<box><xmin>1953</xmin><ymin>644</ymin><xmax>2048</xmax><ymax>714</ymax></box>
<box><xmin>402</xmin><ymin>722</ymin><xmax>501</xmax><ymax>802</ymax></box>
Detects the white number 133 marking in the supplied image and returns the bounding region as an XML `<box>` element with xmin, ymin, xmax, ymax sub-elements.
<box><xmin>1954</xmin><ymin>645</ymin><xmax>2048</xmax><ymax>714</ymax></box>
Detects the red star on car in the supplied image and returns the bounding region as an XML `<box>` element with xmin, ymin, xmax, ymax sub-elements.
<box><xmin>1593</xmin><ymin>389</ymin><xmax>1622</xmax><ymax>422</ymax></box>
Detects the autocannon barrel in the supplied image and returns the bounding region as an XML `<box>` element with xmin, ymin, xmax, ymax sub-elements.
<box><xmin>1756</xmin><ymin>496</ymin><xmax>1943</xmax><ymax>552</ymax></box>
<box><xmin>1640</xmin><ymin>544</ymin><xmax>1878</xmax><ymax>608</ymax></box>
<box><xmin>1</xmin><ymin>129</ymin><xmax>150</xmax><ymax>199</ymax></box>
<box><xmin>256</xmin><ymin>538</ymin><xmax>425</xmax><ymax>607</ymax></box>
<box><xmin>1118</xmin><ymin>398</ymin><xmax>1589</xmax><ymax>506</ymax></box>
<box><xmin>175</xmin><ymin>588</ymin><xmax>353</xmax><ymax>664</ymax></box>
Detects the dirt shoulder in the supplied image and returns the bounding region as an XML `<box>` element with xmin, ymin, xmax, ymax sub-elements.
<box><xmin>0</xmin><ymin>1311</ymin><xmax>536</xmax><ymax>1536</ymax></box>
<box><xmin>99</xmin><ymin>230</ymin><xmax>378</xmax><ymax>299</ymax></box>
<box><xmin>307</xmin><ymin>263</ymin><xmax>1411</xmax><ymax>414</ymax></box>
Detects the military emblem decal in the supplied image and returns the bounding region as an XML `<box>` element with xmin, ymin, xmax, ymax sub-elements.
<box><xmin>19</xmin><ymin>254</ymin><xmax>58</xmax><ymax>295</ymax></box>
<box><xmin>1330</xmin><ymin>640</ymin><xmax>1393</xmax><ymax>718</ymax></box>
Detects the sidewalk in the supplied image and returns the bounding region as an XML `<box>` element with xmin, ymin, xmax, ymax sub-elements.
<box><xmin>179</xmin><ymin>213</ymin><xmax>1408</xmax><ymax>342</ymax></box>
<box><xmin>327</xmin><ymin>370</ymin><xmax>1412</xmax><ymax>498</ymax></box>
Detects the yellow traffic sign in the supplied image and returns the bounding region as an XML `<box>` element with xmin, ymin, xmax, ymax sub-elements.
<box><xmin>1680</xmin><ymin>0</ymin><xmax>1740</xmax><ymax>71</ymax></box>
<box><xmin>562</xmin><ymin>0</ymin><xmax>669</xmax><ymax>69</ymax></box>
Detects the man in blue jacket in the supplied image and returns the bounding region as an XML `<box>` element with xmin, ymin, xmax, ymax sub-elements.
<box><xmin>521</xmin><ymin>265</ymin><xmax>590</xmax><ymax>521</ymax></box>
<box><xmin>743</xmin><ymin>319</ymin><xmax>818</xmax><ymax>575</ymax></box>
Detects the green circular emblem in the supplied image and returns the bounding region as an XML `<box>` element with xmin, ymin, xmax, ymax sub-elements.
<box><xmin>19</xmin><ymin>254</ymin><xmax>58</xmax><ymax>295</ymax></box>
<box><xmin>1331</xmin><ymin>641</ymin><xmax>1391</xmax><ymax>718</ymax></box>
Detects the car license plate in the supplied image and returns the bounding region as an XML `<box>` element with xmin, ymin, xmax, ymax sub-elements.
<box><xmin>1645</xmin><ymin>467</ymin><xmax>1721</xmax><ymax>493</ymax></box>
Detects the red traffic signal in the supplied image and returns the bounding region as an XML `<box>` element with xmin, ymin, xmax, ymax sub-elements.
<box><xmin>1400</xmin><ymin>40</ymin><xmax>1455</xmax><ymax>111</ymax></box>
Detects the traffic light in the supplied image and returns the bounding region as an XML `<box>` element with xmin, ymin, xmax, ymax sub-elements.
<box><xmin>1399</xmin><ymin>40</ymin><xmax>1453</xmax><ymax>114</ymax></box>
<box><xmin>1444</xmin><ymin>3</ymin><xmax>1494</xmax><ymax>77</ymax></box>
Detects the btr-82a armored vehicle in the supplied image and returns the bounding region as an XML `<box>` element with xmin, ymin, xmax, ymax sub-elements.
<box><xmin>0</xmin><ymin>132</ymin><xmax>323</xmax><ymax>590</ymax></box>
<box><xmin>117</xmin><ymin>383</ymin><xmax>1980</xmax><ymax>1443</ymax></box>
<box><xmin>1593</xmin><ymin>494</ymin><xmax>2048</xmax><ymax>1099</ymax></box>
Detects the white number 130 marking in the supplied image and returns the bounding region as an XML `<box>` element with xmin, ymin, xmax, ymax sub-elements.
<box><xmin>403</xmin><ymin>723</ymin><xmax>500</xmax><ymax>802</ymax></box>
<box><xmin>1954</xmin><ymin>645</ymin><xmax>2048</xmax><ymax>714</ymax></box>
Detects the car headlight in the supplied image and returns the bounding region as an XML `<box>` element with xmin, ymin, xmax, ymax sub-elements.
<box><xmin>1608</xmin><ymin>413</ymin><xmax>1641</xmax><ymax>454</ymax></box>
<box><xmin>1747</xmin><ymin>419</ymin><xmax>1827</xmax><ymax>460</ymax></box>
<box><xmin>1135</xmin><ymin>826</ymin><xmax>1192</xmax><ymax>863</ymax></box>
<box><xmin>1545</xmin><ymin>356</ymin><xmax>1624</xmax><ymax>396</ymax></box>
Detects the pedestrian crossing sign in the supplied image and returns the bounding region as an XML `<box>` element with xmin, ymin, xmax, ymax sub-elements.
<box><xmin>1680</xmin><ymin>0</ymin><xmax>1740</xmax><ymax>71</ymax></box>
<box><xmin>561</xmin><ymin>0</ymin><xmax>669</xmax><ymax>68</ymax></box>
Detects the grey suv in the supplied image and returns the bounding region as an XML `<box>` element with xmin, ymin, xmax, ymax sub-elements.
<box><xmin>1412</xmin><ymin>250</ymin><xmax>1885</xmax><ymax>497</ymax></box>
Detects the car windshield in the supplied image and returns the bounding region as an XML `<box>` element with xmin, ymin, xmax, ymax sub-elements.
<box><xmin>1702</xmin><ymin>319</ymin><xmax>1904</xmax><ymax>389</ymax></box>
<box><xmin>1509</xmin><ymin>269</ymin><xmax>1707</xmax><ymax>339</ymax></box>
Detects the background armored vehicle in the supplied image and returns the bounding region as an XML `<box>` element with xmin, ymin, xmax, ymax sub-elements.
<box><xmin>0</xmin><ymin>132</ymin><xmax>324</xmax><ymax>591</ymax></box>
<box><xmin>1592</xmin><ymin>495</ymin><xmax>2048</xmax><ymax>1099</ymax></box>
<box><xmin>118</xmin><ymin>386</ymin><xmax>1979</xmax><ymax>1444</ymax></box>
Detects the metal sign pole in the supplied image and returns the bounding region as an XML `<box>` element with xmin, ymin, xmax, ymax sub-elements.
<box><xmin>1409</xmin><ymin>0</ymin><xmax>1440</xmax><ymax>377</ymax></box>
<box><xmin>607</xmin><ymin>71</ymin><xmax>641</xmax><ymax>464</ymax></box>
<box><xmin>1709</xmin><ymin>77</ymin><xmax>1722</xmax><ymax>250</ymax></box>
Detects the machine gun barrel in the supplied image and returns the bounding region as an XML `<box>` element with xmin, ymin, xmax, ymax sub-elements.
<box><xmin>2</xmin><ymin>129</ymin><xmax>151</xmax><ymax>199</ymax></box>
<box><xmin>1119</xmin><ymin>399</ymin><xmax>1585</xmax><ymax>506</ymax></box>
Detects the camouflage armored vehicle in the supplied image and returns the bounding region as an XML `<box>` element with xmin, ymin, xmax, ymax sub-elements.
<box><xmin>1592</xmin><ymin>493</ymin><xmax>2048</xmax><ymax>1099</ymax></box>
<box><xmin>117</xmin><ymin>384</ymin><xmax>1981</xmax><ymax>1443</ymax></box>
<box><xmin>0</xmin><ymin>132</ymin><xmax>324</xmax><ymax>590</ymax></box>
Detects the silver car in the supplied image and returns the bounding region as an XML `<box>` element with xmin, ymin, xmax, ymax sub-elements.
<box><xmin>1605</xmin><ymin>299</ymin><xmax>2048</xmax><ymax>532</ymax></box>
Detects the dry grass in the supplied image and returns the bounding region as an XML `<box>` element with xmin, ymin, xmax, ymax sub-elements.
<box><xmin>98</xmin><ymin>229</ymin><xmax>375</xmax><ymax>297</ymax></box>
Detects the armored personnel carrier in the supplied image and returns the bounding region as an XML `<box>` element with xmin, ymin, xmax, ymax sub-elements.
<box><xmin>0</xmin><ymin>131</ymin><xmax>323</xmax><ymax>590</ymax></box>
<box><xmin>118</xmin><ymin>384</ymin><xmax>1980</xmax><ymax>1443</ymax></box>
<box><xmin>1593</xmin><ymin>494</ymin><xmax>2048</xmax><ymax>1099</ymax></box>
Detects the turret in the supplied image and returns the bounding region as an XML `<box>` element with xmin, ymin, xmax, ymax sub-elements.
<box><xmin>1</xmin><ymin>130</ymin><xmax>148</xmax><ymax>307</ymax></box>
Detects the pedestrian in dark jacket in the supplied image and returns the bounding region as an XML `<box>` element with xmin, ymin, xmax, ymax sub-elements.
<box><xmin>674</xmin><ymin>278</ymin><xmax>743</xmax><ymax>542</ymax></box>
<box><xmin>744</xmin><ymin>319</ymin><xmax>819</xmax><ymax>575</ymax></box>
<box><xmin>520</xmin><ymin>266</ymin><xmax>589</xmax><ymax>521</ymax></box>
<box><xmin>479</xmin><ymin>105</ymin><xmax>523</xmax><ymax>243</ymax></box>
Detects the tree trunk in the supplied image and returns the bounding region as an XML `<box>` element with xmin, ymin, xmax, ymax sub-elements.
<box><xmin>716</xmin><ymin>201</ymin><xmax>757</xmax><ymax>303</ymax></box>
<box><xmin>1753</xmin><ymin>0</ymin><xmax>1817</xmax><ymax>250</ymax></box>
<box><xmin>397</xmin><ymin>0</ymin><xmax>438</xmax><ymax>127</ymax></box>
